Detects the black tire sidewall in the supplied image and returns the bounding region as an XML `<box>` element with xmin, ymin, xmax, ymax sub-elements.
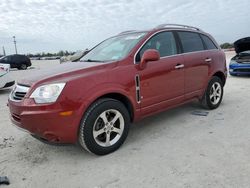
<box><xmin>205</xmin><ymin>76</ymin><xmax>223</xmax><ymax>109</ymax></box>
<box><xmin>79</xmin><ymin>98</ymin><xmax>130</xmax><ymax>155</ymax></box>
<box><xmin>20</xmin><ymin>64</ymin><xmax>27</xmax><ymax>70</ymax></box>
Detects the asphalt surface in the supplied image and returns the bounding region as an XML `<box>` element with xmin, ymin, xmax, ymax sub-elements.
<box><xmin>1</xmin><ymin>52</ymin><xmax>250</xmax><ymax>188</ymax></box>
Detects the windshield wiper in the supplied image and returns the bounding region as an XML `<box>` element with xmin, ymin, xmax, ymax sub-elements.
<box><xmin>82</xmin><ymin>59</ymin><xmax>104</xmax><ymax>62</ymax></box>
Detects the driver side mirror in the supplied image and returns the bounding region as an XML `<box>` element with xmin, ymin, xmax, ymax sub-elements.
<box><xmin>139</xmin><ymin>49</ymin><xmax>160</xmax><ymax>70</ymax></box>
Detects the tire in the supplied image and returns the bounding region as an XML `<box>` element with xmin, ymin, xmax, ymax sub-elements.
<box><xmin>78</xmin><ymin>98</ymin><xmax>130</xmax><ymax>155</ymax></box>
<box><xmin>20</xmin><ymin>64</ymin><xmax>27</xmax><ymax>70</ymax></box>
<box><xmin>201</xmin><ymin>76</ymin><xmax>224</xmax><ymax>110</ymax></box>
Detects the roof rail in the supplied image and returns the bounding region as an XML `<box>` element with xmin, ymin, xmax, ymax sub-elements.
<box><xmin>118</xmin><ymin>30</ymin><xmax>137</xmax><ymax>35</ymax></box>
<box><xmin>155</xmin><ymin>24</ymin><xmax>202</xmax><ymax>31</ymax></box>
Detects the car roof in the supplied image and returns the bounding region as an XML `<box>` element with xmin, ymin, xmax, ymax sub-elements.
<box><xmin>7</xmin><ymin>54</ymin><xmax>27</xmax><ymax>57</ymax></box>
<box><xmin>117</xmin><ymin>24</ymin><xmax>207</xmax><ymax>36</ymax></box>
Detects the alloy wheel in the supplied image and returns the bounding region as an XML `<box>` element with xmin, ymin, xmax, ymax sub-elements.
<box><xmin>93</xmin><ymin>109</ymin><xmax>124</xmax><ymax>147</ymax></box>
<box><xmin>209</xmin><ymin>82</ymin><xmax>222</xmax><ymax>105</ymax></box>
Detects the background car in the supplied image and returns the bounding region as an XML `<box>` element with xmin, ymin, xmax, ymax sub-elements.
<box><xmin>0</xmin><ymin>54</ymin><xmax>32</xmax><ymax>70</ymax></box>
<box><xmin>60</xmin><ymin>49</ymin><xmax>89</xmax><ymax>64</ymax></box>
<box><xmin>0</xmin><ymin>63</ymin><xmax>15</xmax><ymax>89</ymax></box>
<box><xmin>229</xmin><ymin>37</ymin><xmax>250</xmax><ymax>76</ymax></box>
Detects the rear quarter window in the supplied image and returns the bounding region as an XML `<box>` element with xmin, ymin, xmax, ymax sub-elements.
<box><xmin>22</xmin><ymin>56</ymin><xmax>28</xmax><ymax>61</ymax></box>
<box><xmin>200</xmin><ymin>34</ymin><xmax>218</xmax><ymax>50</ymax></box>
<box><xmin>178</xmin><ymin>31</ymin><xmax>204</xmax><ymax>53</ymax></box>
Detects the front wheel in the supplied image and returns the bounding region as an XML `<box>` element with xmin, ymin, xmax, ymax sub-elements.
<box><xmin>78</xmin><ymin>98</ymin><xmax>130</xmax><ymax>155</ymax></box>
<box><xmin>201</xmin><ymin>76</ymin><xmax>224</xmax><ymax>109</ymax></box>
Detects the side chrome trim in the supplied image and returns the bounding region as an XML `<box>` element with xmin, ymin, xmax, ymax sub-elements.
<box><xmin>135</xmin><ymin>75</ymin><xmax>141</xmax><ymax>103</ymax></box>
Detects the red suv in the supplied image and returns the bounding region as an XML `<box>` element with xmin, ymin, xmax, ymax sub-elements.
<box><xmin>8</xmin><ymin>24</ymin><xmax>227</xmax><ymax>155</ymax></box>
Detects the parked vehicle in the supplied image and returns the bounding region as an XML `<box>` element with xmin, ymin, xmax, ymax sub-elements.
<box><xmin>229</xmin><ymin>37</ymin><xmax>250</xmax><ymax>76</ymax></box>
<box><xmin>60</xmin><ymin>49</ymin><xmax>89</xmax><ymax>64</ymax></box>
<box><xmin>0</xmin><ymin>64</ymin><xmax>15</xmax><ymax>89</ymax></box>
<box><xmin>30</xmin><ymin>57</ymin><xmax>41</xmax><ymax>60</ymax></box>
<box><xmin>8</xmin><ymin>24</ymin><xmax>227</xmax><ymax>155</ymax></box>
<box><xmin>42</xmin><ymin>56</ymin><xmax>60</xmax><ymax>60</ymax></box>
<box><xmin>0</xmin><ymin>54</ymin><xmax>31</xmax><ymax>70</ymax></box>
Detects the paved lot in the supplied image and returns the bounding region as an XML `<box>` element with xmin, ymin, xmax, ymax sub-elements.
<box><xmin>1</xmin><ymin>52</ymin><xmax>250</xmax><ymax>188</ymax></box>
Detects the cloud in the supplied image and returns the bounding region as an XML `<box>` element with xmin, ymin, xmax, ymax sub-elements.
<box><xmin>0</xmin><ymin>0</ymin><xmax>250</xmax><ymax>54</ymax></box>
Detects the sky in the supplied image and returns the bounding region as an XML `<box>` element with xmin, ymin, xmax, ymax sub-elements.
<box><xmin>0</xmin><ymin>0</ymin><xmax>249</xmax><ymax>55</ymax></box>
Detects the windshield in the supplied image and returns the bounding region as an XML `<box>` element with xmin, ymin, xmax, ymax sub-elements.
<box><xmin>80</xmin><ymin>32</ymin><xmax>146</xmax><ymax>62</ymax></box>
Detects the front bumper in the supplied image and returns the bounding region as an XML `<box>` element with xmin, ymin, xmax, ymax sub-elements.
<box><xmin>229</xmin><ymin>63</ymin><xmax>250</xmax><ymax>75</ymax></box>
<box><xmin>8</xmin><ymin>98</ymin><xmax>83</xmax><ymax>144</ymax></box>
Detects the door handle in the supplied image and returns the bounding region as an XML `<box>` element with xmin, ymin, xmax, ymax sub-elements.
<box><xmin>205</xmin><ymin>58</ymin><xmax>212</xmax><ymax>63</ymax></box>
<box><xmin>175</xmin><ymin>64</ymin><xmax>184</xmax><ymax>69</ymax></box>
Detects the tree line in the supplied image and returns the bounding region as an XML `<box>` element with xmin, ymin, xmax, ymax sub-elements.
<box><xmin>26</xmin><ymin>50</ymin><xmax>76</xmax><ymax>57</ymax></box>
<box><xmin>220</xmin><ymin>43</ymin><xmax>234</xmax><ymax>49</ymax></box>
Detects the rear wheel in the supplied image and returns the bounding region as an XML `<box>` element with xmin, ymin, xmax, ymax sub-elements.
<box><xmin>19</xmin><ymin>64</ymin><xmax>27</xmax><ymax>70</ymax></box>
<box><xmin>201</xmin><ymin>76</ymin><xmax>223</xmax><ymax>109</ymax></box>
<box><xmin>78</xmin><ymin>98</ymin><xmax>130</xmax><ymax>155</ymax></box>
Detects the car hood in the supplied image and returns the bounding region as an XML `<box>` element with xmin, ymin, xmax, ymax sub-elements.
<box><xmin>234</xmin><ymin>37</ymin><xmax>250</xmax><ymax>54</ymax></box>
<box><xmin>19</xmin><ymin>61</ymin><xmax>110</xmax><ymax>86</ymax></box>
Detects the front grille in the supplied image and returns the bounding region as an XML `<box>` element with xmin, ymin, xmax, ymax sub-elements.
<box><xmin>13</xmin><ymin>92</ymin><xmax>26</xmax><ymax>100</ymax></box>
<box><xmin>10</xmin><ymin>84</ymin><xmax>30</xmax><ymax>101</ymax></box>
<box><xmin>234</xmin><ymin>69</ymin><xmax>250</xmax><ymax>73</ymax></box>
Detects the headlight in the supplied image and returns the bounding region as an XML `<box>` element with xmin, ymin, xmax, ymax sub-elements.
<box><xmin>30</xmin><ymin>83</ymin><xmax>66</xmax><ymax>104</ymax></box>
<box><xmin>230</xmin><ymin>60</ymin><xmax>237</xmax><ymax>65</ymax></box>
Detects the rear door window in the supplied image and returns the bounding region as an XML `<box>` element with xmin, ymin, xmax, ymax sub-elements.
<box><xmin>200</xmin><ymin>35</ymin><xmax>218</xmax><ymax>50</ymax></box>
<box><xmin>136</xmin><ymin>31</ymin><xmax>177</xmax><ymax>62</ymax></box>
<box><xmin>14</xmin><ymin>55</ymin><xmax>24</xmax><ymax>63</ymax></box>
<box><xmin>178</xmin><ymin>31</ymin><xmax>204</xmax><ymax>53</ymax></box>
<box><xmin>12</xmin><ymin>55</ymin><xmax>19</xmax><ymax>62</ymax></box>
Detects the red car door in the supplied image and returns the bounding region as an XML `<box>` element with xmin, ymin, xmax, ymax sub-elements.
<box><xmin>177</xmin><ymin>31</ymin><xmax>209</xmax><ymax>100</ymax></box>
<box><xmin>135</xmin><ymin>31</ymin><xmax>185</xmax><ymax>116</ymax></box>
<box><xmin>183</xmin><ymin>51</ymin><xmax>209</xmax><ymax>99</ymax></box>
